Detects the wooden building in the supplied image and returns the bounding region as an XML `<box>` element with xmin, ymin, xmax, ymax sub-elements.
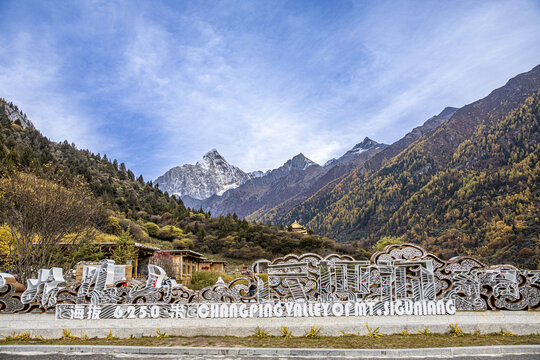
<box><xmin>161</xmin><ymin>250</ymin><xmax>227</xmax><ymax>284</ymax></box>
<box><xmin>97</xmin><ymin>242</ymin><xmax>160</xmax><ymax>278</ymax></box>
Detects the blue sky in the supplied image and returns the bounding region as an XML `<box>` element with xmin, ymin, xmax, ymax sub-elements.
<box><xmin>1</xmin><ymin>0</ymin><xmax>539</xmax><ymax>180</ymax></box>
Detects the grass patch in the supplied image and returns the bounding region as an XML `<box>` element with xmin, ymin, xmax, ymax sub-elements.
<box><xmin>280</xmin><ymin>326</ymin><xmax>292</xmax><ymax>338</ymax></box>
<box><xmin>253</xmin><ymin>326</ymin><xmax>270</xmax><ymax>338</ymax></box>
<box><xmin>1</xmin><ymin>333</ymin><xmax>539</xmax><ymax>348</ymax></box>
<box><xmin>365</xmin><ymin>323</ymin><xmax>384</xmax><ymax>338</ymax></box>
<box><xmin>304</xmin><ymin>326</ymin><xmax>321</xmax><ymax>338</ymax></box>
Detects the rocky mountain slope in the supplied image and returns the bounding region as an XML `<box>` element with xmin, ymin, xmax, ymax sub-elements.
<box><xmin>325</xmin><ymin>137</ymin><xmax>387</xmax><ymax>167</ymax></box>
<box><xmin>155</xmin><ymin>149</ymin><xmax>262</xmax><ymax>204</ymax></box>
<box><xmin>201</xmin><ymin>140</ymin><xmax>388</xmax><ymax>219</ymax></box>
<box><xmin>250</xmin><ymin>138</ymin><xmax>388</xmax><ymax>222</ymax></box>
<box><xmin>0</xmin><ymin>100</ymin><xmax>34</xmax><ymax>129</ymax></box>
<box><xmin>279</xmin><ymin>64</ymin><xmax>540</xmax><ymax>268</ymax></box>
<box><xmin>256</xmin><ymin>107</ymin><xmax>458</xmax><ymax>224</ymax></box>
<box><xmin>198</xmin><ymin>153</ymin><xmax>322</xmax><ymax>217</ymax></box>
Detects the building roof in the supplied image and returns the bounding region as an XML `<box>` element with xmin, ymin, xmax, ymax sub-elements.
<box><xmin>201</xmin><ymin>260</ymin><xmax>227</xmax><ymax>264</ymax></box>
<box><xmin>291</xmin><ymin>220</ymin><xmax>305</xmax><ymax>229</ymax></box>
<box><xmin>96</xmin><ymin>242</ymin><xmax>161</xmax><ymax>252</ymax></box>
<box><xmin>160</xmin><ymin>249</ymin><xmax>205</xmax><ymax>258</ymax></box>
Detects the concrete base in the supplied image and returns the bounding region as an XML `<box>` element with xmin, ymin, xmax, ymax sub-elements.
<box><xmin>1</xmin><ymin>311</ymin><xmax>539</xmax><ymax>339</ymax></box>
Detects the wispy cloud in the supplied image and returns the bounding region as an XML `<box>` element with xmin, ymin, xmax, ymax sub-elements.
<box><xmin>0</xmin><ymin>0</ymin><xmax>539</xmax><ymax>179</ymax></box>
<box><xmin>0</xmin><ymin>30</ymin><xmax>109</xmax><ymax>151</ymax></box>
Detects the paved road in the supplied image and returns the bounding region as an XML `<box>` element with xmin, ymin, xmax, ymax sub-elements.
<box><xmin>1</xmin><ymin>353</ymin><xmax>539</xmax><ymax>360</ymax></box>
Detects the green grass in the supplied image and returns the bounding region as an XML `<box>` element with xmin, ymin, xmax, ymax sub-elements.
<box><xmin>1</xmin><ymin>333</ymin><xmax>539</xmax><ymax>349</ymax></box>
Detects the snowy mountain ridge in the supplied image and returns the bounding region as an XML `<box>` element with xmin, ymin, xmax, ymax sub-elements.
<box><xmin>324</xmin><ymin>137</ymin><xmax>387</xmax><ymax>167</ymax></box>
<box><xmin>155</xmin><ymin>149</ymin><xmax>253</xmax><ymax>200</ymax></box>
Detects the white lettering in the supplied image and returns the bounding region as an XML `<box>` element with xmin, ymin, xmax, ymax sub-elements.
<box><xmin>293</xmin><ymin>303</ymin><xmax>302</xmax><ymax>317</ymax></box>
<box><xmin>345</xmin><ymin>302</ymin><xmax>353</xmax><ymax>316</ymax></box>
<box><xmin>285</xmin><ymin>302</ymin><xmax>294</xmax><ymax>316</ymax></box>
<box><xmin>314</xmin><ymin>302</ymin><xmax>322</xmax><ymax>317</ymax></box>
<box><xmin>404</xmin><ymin>300</ymin><xmax>413</xmax><ymax>315</ymax></box>
<box><xmin>354</xmin><ymin>302</ymin><xmax>367</xmax><ymax>316</ymax></box>
<box><xmin>308</xmin><ymin>302</ymin><xmax>315</xmax><ymax>317</ymax></box>
<box><xmin>395</xmin><ymin>300</ymin><xmax>404</xmax><ymax>316</ymax></box>
<box><xmin>446</xmin><ymin>299</ymin><xmax>456</xmax><ymax>315</ymax></box>
<box><xmin>219</xmin><ymin>303</ymin><xmax>229</xmax><ymax>318</ymax></box>
<box><xmin>413</xmin><ymin>301</ymin><xmax>423</xmax><ymax>315</ymax></box>
<box><xmin>321</xmin><ymin>302</ymin><xmax>330</xmax><ymax>316</ymax></box>
<box><xmin>249</xmin><ymin>304</ymin><xmax>258</xmax><ymax>318</ymax></box>
<box><xmin>332</xmin><ymin>302</ymin><xmax>344</xmax><ymax>317</ymax></box>
<box><xmin>229</xmin><ymin>304</ymin><xmax>238</xmax><ymax>318</ymax></box>
<box><xmin>239</xmin><ymin>304</ymin><xmax>248</xmax><ymax>318</ymax></box>
<box><xmin>263</xmin><ymin>303</ymin><xmax>272</xmax><ymax>317</ymax></box>
<box><xmin>367</xmin><ymin>302</ymin><xmax>375</xmax><ymax>316</ymax></box>
<box><xmin>113</xmin><ymin>306</ymin><xmax>124</xmax><ymax>319</ymax></box>
<box><xmin>426</xmin><ymin>301</ymin><xmax>436</xmax><ymax>315</ymax></box>
<box><xmin>198</xmin><ymin>304</ymin><xmax>210</xmax><ymax>319</ymax></box>
<box><xmin>436</xmin><ymin>300</ymin><xmax>445</xmax><ymax>315</ymax></box>
<box><xmin>383</xmin><ymin>301</ymin><xmax>390</xmax><ymax>316</ymax></box>
<box><xmin>273</xmin><ymin>303</ymin><xmax>283</xmax><ymax>317</ymax></box>
<box><xmin>210</xmin><ymin>304</ymin><xmax>219</xmax><ymax>318</ymax></box>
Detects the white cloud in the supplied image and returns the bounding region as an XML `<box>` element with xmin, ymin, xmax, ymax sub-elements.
<box><xmin>0</xmin><ymin>31</ymin><xmax>107</xmax><ymax>153</ymax></box>
<box><xmin>1</xmin><ymin>0</ymin><xmax>539</xmax><ymax>180</ymax></box>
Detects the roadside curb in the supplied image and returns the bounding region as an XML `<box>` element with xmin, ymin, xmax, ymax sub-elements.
<box><xmin>0</xmin><ymin>345</ymin><xmax>539</xmax><ymax>357</ymax></box>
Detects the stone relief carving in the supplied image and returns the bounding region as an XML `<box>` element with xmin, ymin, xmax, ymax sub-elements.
<box><xmin>1</xmin><ymin>243</ymin><xmax>538</xmax><ymax>314</ymax></box>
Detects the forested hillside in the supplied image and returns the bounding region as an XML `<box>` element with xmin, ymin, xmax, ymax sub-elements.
<box><xmin>0</xmin><ymin>99</ymin><xmax>354</xmax><ymax>269</ymax></box>
<box><xmin>0</xmin><ymin>99</ymin><xmax>186</xmax><ymax>222</ymax></box>
<box><xmin>281</xmin><ymin>66</ymin><xmax>540</xmax><ymax>268</ymax></box>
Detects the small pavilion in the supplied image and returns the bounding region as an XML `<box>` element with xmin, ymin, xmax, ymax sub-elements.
<box><xmin>290</xmin><ymin>220</ymin><xmax>308</xmax><ymax>234</ymax></box>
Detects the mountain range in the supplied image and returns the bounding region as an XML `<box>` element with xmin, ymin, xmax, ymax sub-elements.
<box><xmin>0</xmin><ymin>98</ymin><xmax>349</xmax><ymax>265</ymax></box>
<box><xmin>155</xmin><ymin>64</ymin><xmax>540</xmax><ymax>268</ymax></box>
<box><xmin>155</xmin><ymin>136</ymin><xmax>389</xmax><ymax>217</ymax></box>
<box><xmin>2</xmin><ymin>64</ymin><xmax>538</xmax><ymax>269</ymax></box>
<box><xmin>155</xmin><ymin>149</ymin><xmax>263</xmax><ymax>202</ymax></box>
<box><xmin>155</xmin><ymin>106</ymin><xmax>459</xmax><ymax>220</ymax></box>
<box><xmin>278</xmin><ymin>64</ymin><xmax>540</xmax><ymax>267</ymax></box>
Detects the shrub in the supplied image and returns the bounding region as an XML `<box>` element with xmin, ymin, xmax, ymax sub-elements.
<box><xmin>449</xmin><ymin>323</ymin><xmax>464</xmax><ymax>337</ymax></box>
<box><xmin>173</xmin><ymin>238</ymin><xmax>194</xmax><ymax>249</ymax></box>
<box><xmin>118</xmin><ymin>218</ymin><xmax>150</xmax><ymax>242</ymax></box>
<box><xmin>104</xmin><ymin>216</ymin><xmax>122</xmax><ymax>235</ymax></box>
<box><xmin>111</xmin><ymin>231</ymin><xmax>138</xmax><ymax>264</ymax></box>
<box><xmin>189</xmin><ymin>270</ymin><xmax>235</xmax><ymax>290</ymax></box>
<box><xmin>144</xmin><ymin>222</ymin><xmax>160</xmax><ymax>237</ymax></box>
<box><xmin>106</xmin><ymin>330</ymin><xmax>117</xmax><ymax>340</ymax></box>
<box><xmin>62</xmin><ymin>329</ymin><xmax>78</xmax><ymax>340</ymax></box>
<box><xmin>157</xmin><ymin>225</ymin><xmax>183</xmax><ymax>240</ymax></box>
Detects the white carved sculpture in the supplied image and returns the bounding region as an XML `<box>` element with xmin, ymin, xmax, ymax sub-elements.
<box><xmin>146</xmin><ymin>264</ymin><xmax>166</xmax><ymax>289</ymax></box>
<box><xmin>21</xmin><ymin>267</ymin><xmax>65</xmax><ymax>305</ymax></box>
<box><xmin>0</xmin><ymin>273</ymin><xmax>15</xmax><ymax>288</ymax></box>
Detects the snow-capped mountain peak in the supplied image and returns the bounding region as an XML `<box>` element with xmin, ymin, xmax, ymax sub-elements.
<box><xmin>155</xmin><ymin>149</ymin><xmax>251</xmax><ymax>200</ymax></box>
<box><xmin>324</xmin><ymin>137</ymin><xmax>387</xmax><ymax>167</ymax></box>
<box><xmin>289</xmin><ymin>153</ymin><xmax>317</xmax><ymax>171</ymax></box>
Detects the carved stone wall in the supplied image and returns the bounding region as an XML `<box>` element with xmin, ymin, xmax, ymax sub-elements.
<box><xmin>1</xmin><ymin>243</ymin><xmax>538</xmax><ymax>314</ymax></box>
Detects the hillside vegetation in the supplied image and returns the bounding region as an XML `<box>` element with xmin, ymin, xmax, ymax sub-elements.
<box><xmin>284</xmin><ymin>87</ymin><xmax>540</xmax><ymax>268</ymax></box>
<box><xmin>0</xmin><ymin>100</ymin><xmax>356</xmax><ymax>272</ymax></box>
